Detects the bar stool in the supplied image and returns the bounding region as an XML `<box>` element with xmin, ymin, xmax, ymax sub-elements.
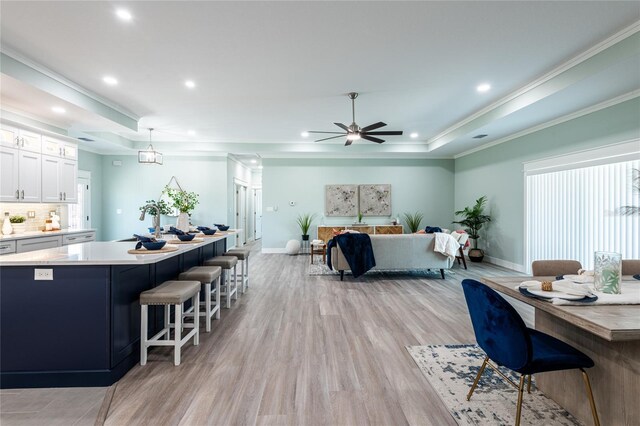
<box><xmin>179</xmin><ymin>266</ymin><xmax>221</xmax><ymax>332</ymax></box>
<box><xmin>225</xmin><ymin>248</ymin><xmax>250</xmax><ymax>293</ymax></box>
<box><xmin>204</xmin><ymin>256</ymin><xmax>238</xmax><ymax>308</ymax></box>
<box><xmin>140</xmin><ymin>280</ymin><xmax>200</xmax><ymax>366</ymax></box>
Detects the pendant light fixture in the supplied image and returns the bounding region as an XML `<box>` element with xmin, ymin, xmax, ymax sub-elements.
<box><xmin>138</xmin><ymin>128</ymin><xmax>163</xmax><ymax>165</ymax></box>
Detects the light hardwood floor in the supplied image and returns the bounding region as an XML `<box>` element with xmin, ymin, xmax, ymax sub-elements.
<box><xmin>1</xmin><ymin>243</ymin><xmax>527</xmax><ymax>425</ymax></box>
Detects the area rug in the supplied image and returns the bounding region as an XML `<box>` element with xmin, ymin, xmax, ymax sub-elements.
<box><xmin>406</xmin><ymin>344</ymin><xmax>581</xmax><ymax>426</ymax></box>
<box><xmin>308</xmin><ymin>258</ymin><xmax>456</xmax><ymax>278</ymax></box>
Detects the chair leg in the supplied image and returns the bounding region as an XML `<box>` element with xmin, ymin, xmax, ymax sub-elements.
<box><xmin>458</xmin><ymin>246</ymin><xmax>467</xmax><ymax>269</ymax></box>
<box><xmin>515</xmin><ymin>375</ymin><xmax>525</xmax><ymax>426</ymax></box>
<box><xmin>174</xmin><ymin>303</ymin><xmax>182</xmax><ymax>366</ymax></box>
<box><xmin>215</xmin><ymin>276</ymin><xmax>221</xmax><ymax>319</ymax></box>
<box><xmin>581</xmin><ymin>369</ymin><xmax>600</xmax><ymax>426</ymax></box>
<box><xmin>140</xmin><ymin>304</ymin><xmax>148</xmax><ymax>366</ymax></box>
<box><xmin>527</xmin><ymin>375</ymin><xmax>532</xmax><ymax>393</ymax></box>
<box><xmin>193</xmin><ymin>292</ymin><xmax>200</xmax><ymax>346</ymax></box>
<box><xmin>467</xmin><ymin>356</ymin><xmax>488</xmax><ymax>401</ymax></box>
<box><xmin>233</xmin><ymin>266</ymin><xmax>238</xmax><ymax>299</ymax></box>
<box><xmin>440</xmin><ymin>269</ymin><xmax>445</xmax><ymax>279</ymax></box>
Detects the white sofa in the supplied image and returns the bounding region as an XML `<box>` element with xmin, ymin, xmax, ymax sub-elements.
<box><xmin>330</xmin><ymin>233</ymin><xmax>454</xmax><ymax>280</ymax></box>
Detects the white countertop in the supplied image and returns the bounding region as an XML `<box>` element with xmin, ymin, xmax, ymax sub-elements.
<box><xmin>0</xmin><ymin>228</ymin><xmax>96</xmax><ymax>241</ymax></box>
<box><xmin>0</xmin><ymin>231</ymin><xmax>238</xmax><ymax>266</ymax></box>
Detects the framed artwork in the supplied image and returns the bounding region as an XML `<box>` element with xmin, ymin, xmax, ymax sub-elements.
<box><xmin>359</xmin><ymin>184</ymin><xmax>391</xmax><ymax>216</ymax></box>
<box><xmin>325</xmin><ymin>185</ymin><xmax>358</xmax><ymax>216</ymax></box>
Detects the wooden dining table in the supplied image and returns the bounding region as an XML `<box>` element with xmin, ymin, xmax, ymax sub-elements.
<box><xmin>481</xmin><ymin>276</ymin><xmax>640</xmax><ymax>426</ymax></box>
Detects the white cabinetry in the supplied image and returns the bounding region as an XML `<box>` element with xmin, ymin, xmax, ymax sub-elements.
<box><xmin>0</xmin><ymin>147</ymin><xmax>20</xmax><ymax>201</ymax></box>
<box><xmin>0</xmin><ymin>146</ymin><xmax>41</xmax><ymax>202</ymax></box>
<box><xmin>62</xmin><ymin>231</ymin><xmax>95</xmax><ymax>245</ymax></box>
<box><xmin>16</xmin><ymin>235</ymin><xmax>62</xmax><ymax>253</ymax></box>
<box><xmin>42</xmin><ymin>136</ymin><xmax>77</xmax><ymax>160</ymax></box>
<box><xmin>41</xmin><ymin>155</ymin><xmax>62</xmax><ymax>202</ymax></box>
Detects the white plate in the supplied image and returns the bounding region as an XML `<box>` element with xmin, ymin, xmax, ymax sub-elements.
<box><xmin>527</xmin><ymin>289</ymin><xmax>586</xmax><ymax>300</ymax></box>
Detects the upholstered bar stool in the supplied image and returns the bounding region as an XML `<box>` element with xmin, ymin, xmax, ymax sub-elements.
<box><xmin>204</xmin><ymin>256</ymin><xmax>238</xmax><ymax>308</ymax></box>
<box><xmin>179</xmin><ymin>266</ymin><xmax>222</xmax><ymax>332</ymax></box>
<box><xmin>140</xmin><ymin>280</ymin><xmax>200</xmax><ymax>366</ymax></box>
<box><xmin>225</xmin><ymin>247</ymin><xmax>250</xmax><ymax>293</ymax></box>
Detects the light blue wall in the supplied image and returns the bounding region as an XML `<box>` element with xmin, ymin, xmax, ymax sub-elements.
<box><xmin>77</xmin><ymin>150</ymin><xmax>104</xmax><ymax>240</ymax></box>
<box><xmin>454</xmin><ymin>98</ymin><xmax>640</xmax><ymax>268</ymax></box>
<box><xmin>100</xmin><ymin>155</ymin><xmax>228</xmax><ymax>241</ymax></box>
<box><xmin>261</xmin><ymin>158</ymin><xmax>455</xmax><ymax>249</ymax></box>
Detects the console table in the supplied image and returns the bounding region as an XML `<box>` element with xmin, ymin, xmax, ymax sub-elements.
<box><xmin>317</xmin><ymin>224</ymin><xmax>403</xmax><ymax>243</ymax></box>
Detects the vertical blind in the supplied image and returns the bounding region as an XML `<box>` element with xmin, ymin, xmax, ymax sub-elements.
<box><xmin>526</xmin><ymin>159</ymin><xmax>639</xmax><ymax>270</ymax></box>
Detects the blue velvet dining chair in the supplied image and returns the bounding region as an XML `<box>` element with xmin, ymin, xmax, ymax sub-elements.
<box><xmin>461</xmin><ymin>278</ymin><xmax>600</xmax><ymax>426</ymax></box>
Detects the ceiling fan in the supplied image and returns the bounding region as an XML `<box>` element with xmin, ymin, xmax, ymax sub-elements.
<box><xmin>308</xmin><ymin>92</ymin><xmax>403</xmax><ymax>146</ymax></box>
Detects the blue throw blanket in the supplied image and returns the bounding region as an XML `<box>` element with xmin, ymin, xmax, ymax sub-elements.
<box><xmin>327</xmin><ymin>233</ymin><xmax>376</xmax><ymax>278</ymax></box>
<box><xmin>425</xmin><ymin>226</ymin><xmax>442</xmax><ymax>233</ymax></box>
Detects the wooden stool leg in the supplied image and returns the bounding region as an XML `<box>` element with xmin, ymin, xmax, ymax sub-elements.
<box><xmin>204</xmin><ymin>283</ymin><xmax>211</xmax><ymax>332</ymax></box>
<box><xmin>140</xmin><ymin>304</ymin><xmax>148</xmax><ymax>366</ymax></box>
<box><xmin>240</xmin><ymin>261</ymin><xmax>245</xmax><ymax>294</ymax></box>
<box><xmin>215</xmin><ymin>276</ymin><xmax>221</xmax><ymax>319</ymax></box>
<box><xmin>193</xmin><ymin>292</ymin><xmax>200</xmax><ymax>346</ymax></box>
<box><xmin>246</xmin><ymin>257</ymin><xmax>250</xmax><ymax>288</ymax></box>
<box><xmin>224</xmin><ymin>270</ymin><xmax>231</xmax><ymax>308</ymax></box>
<box><xmin>164</xmin><ymin>305</ymin><xmax>170</xmax><ymax>340</ymax></box>
<box><xmin>233</xmin><ymin>266</ymin><xmax>238</xmax><ymax>300</ymax></box>
<box><xmin>174</xmin><ymin>303</ymin><xmax>182</xmax><ymax>366</ymax></box>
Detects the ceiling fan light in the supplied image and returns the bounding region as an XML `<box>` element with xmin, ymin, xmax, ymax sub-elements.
<box><xmin>346</xmin><ymin>132</ymin><xmax>361</xmax><ymax>141</ymax></box>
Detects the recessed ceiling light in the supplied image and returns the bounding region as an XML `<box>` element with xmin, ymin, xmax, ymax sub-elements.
<box><xmin>258</xmin><ymin>165</ymin><xmax>264</xmax><ymax>169</ymax></box>
<box><xmin>476</xmin><ymin>83</ymin><xmax>491</xmax><ymax>93</ymax></box>
<box><xmin>185</xmin><ymin>80</ymin><xmax>196</xmax><ymax>89</ymax></box>
<box><xmin>250</xmin><ymin>159</ymin><xmax>257</xmax><ymax>164</ymax></box>
<box><xmin>115</xmin><ymin>9</ymin><xmax>132</xmax><ymax>21</ymax></box>
<box><xmin>187</xmin><ymin>130</ymin><xmax>196</xmax><ymax>136</ymax></box>
<box><xmin>103</xmin><ymin>76</ymin><xmax>118</xmax><ymax>86</ymax></box>
<box><xmin>410</xmin><ymin>132</ymin><xmax>419</xmax><ymax>138</ymax></box>
<box><xmin>301</xmin><ymin>131</ymin><xmax>309</xmax><ymax>137</ymax></box>
<box><xmin>51</xmin><ymin>106</ymin><xmax>66</xmax><ymax>114</ymax></box>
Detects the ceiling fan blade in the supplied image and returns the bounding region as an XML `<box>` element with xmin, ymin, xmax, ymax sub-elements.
<box><xmin>308</xmin><ymin>131</ymin><xmax>346</xmax><ymax>134</ymax></box>
<box><xmin>361</xmin><ymin>122</ymin><xmax>387</xmax><ymax>132</ymax></box>
<box><xmin>361</xmin><ymin>135</ymin><xmax>385</xmax><ymax>144</ymax></box>
<box><xmin>334</xmin><ymin>122</ymin><xmax>349</xmax><ymax>131</ymax></box>
<box><xmin>344</xmin><ymin>139</ymin><xmax>353</xmax><ymax>146</ymax></box>
<box><xmin>362</xmin><ymin>130</ymin><xmax>403</xmax><ymax>136</ymax></box>
<box><xmin>315</xmin><ymin>135</ymin><xmax>346</xmax><ymax>142</ymax></box>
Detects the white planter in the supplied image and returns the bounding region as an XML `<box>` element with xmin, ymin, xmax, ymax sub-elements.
<box><xmin>11</xmin><ymin>223</ymin><xmax>26</xmax><ymax>234</ymax></box>
<box><xmin>176</xmin><ymin>212</ymin><xmax>190</xmax><ymax>233</ymax></box>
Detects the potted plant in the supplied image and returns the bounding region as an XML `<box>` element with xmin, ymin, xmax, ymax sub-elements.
<box><xmin>139</xmin><ymin>199</ymin><xmax>172</xmax><ymax>231</ymax></box>
<box><xmin>403</xmin><ymin>212</ymin><xmax>424</xmax><ymax>233</ymax></box>
<box><xmin>165</xmin><ymin>187</ymin><xmax>199</xmax><ymax>232</ymax></box>
<box><xmin>296</xmin><ymin>213</ymin><xmax>316</xmax><ymax>241</ymax></box>
<box><xmin>453</xmin><ymin>196</ymin><xmax>491</xmax><ymax>262</ymax></box>
<box><xmin>9</xmin><ymin>215</ymin><xmax>26</xmax><ymax>234</ymax></box>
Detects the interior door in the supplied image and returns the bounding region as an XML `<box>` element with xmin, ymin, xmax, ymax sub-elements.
<box><xmin>254</xmin><ymin>189</ymin><xmax>262</xmax><ymax>240</ymax></box>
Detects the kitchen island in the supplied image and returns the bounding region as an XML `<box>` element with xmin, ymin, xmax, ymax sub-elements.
<box><xmin>0</xmin><ymin>232</ymin><xmax>238</xmax><ymax>388</ymax></box>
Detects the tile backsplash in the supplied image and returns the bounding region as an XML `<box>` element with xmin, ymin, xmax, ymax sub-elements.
<box><xmin>0</xmin><ymin>203</ymin><xmax>69</xmax><ymax>231</ymax></box>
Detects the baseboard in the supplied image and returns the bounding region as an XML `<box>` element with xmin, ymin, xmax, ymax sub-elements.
<box><xmin>261</xmin><ymin>248</ymin><xmax>288</xmax><ymax>254</ymax></box>
<box><xmin>483</xmin><ymin>255</ymin><xmax>526</xmax><ymax>273</ymax></box>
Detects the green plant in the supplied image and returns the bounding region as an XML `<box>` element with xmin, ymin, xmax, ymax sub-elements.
<box><xmin>403</xmin><ymin>212</ymin><xmax>424</xmax><ymax>233</ymax></box>
<box><xmin>296</xmin><ymin>213</ymin><xmax>316</xmax><ymax>236</ymax></box>
<box><xmin>618</xmin><ymin>168</ymin><xmax>639</xmax><ymax>216</ymax></box>
<box><xmin>164</xmin><ymin>187</ymin><xmax>199</xmax><ymax>213</ymax></box>
<box><xmin>453</xmin><ymin>196</ymin><xmax>492</xmax><ymax>249</ymax></box>
<box><xmin>139</xmin><ymin>199</ymin><xmax>172</xmax><ymax>216</ymax></box>
<box><xmin>9</xmin><ymin>215</ymin><xmax>26</xmax><ymax>224</ymax></box>
<box><xmin>357</xmin><ymin>211</ymin><xmax>363</xmax><ymax>223</ymax></box>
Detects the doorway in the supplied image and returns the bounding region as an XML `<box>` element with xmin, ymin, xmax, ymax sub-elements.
<box><xmin>253</xmin><ymin>188</ymin><xmax>262</xmax><ymax>240</ymax></box>
<box><xmin>234</xmin><ymin>182</ymin><xmax>248</xmax><ymax>246</ymax></box>
<box><xmin>68</xmin><ymin>170</ymin><xmax>91</xmax><ymax>229</ymax></box>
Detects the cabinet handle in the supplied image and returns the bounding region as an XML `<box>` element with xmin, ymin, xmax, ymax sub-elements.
<box><xmin>59</xmin><ymin>192</ymin><xmax>63</xmax><ymax>201</ymax></box>
<box><xmin>21</xmin><ymin>190</ymin><xmax>24</xmax><ymax>199</ymax></box>
<box><xmin>15</xmin><ymin>189</ymin><xmax>19</xmax><ymax>199</ymax></box>
<box><xmin>14</xmin><ymin>136</ymin><xmax>19</xmax><ymax>147</ymax></box>
<box><xmin>67</xmin><ymin>237</ymin><xmax>76</xmax><ymax>241</ymax></box>
<box><xmin>63</xmin><ymin>192</ymin><xmax>66</xmax><ymax>201</ymax></box>
<box><xmin>21</xmin><ymin>137</ymin><xmax>24</xmax><ymax>148</ymax></box>
<box><xmin>0</xmin><ymin>244</ymin><xmax>10</xmax><ymax>249</ymax></box>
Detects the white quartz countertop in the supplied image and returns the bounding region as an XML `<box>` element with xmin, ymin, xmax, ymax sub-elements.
<box><xmin>0</xmin><ymin>228</ymin><xmax>96</xmax><ymax>241</ymax></box>
<box><xmin>0</xmin><ymin>231</ymin><xmax>238</xmax><ymax>266</ymax></box>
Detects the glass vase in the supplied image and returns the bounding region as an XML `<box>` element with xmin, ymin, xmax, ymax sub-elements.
<box><xmin>594</xmin><ymin>251</ymin><xmax>622</xmax><ymax>294</ymax></box>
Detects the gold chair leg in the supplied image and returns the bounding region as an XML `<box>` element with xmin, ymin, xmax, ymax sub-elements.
<box><xmin>581</xmin><ymin>369</ymin><xmax>600</xmax><ymax>426</ymax></box>
<box><xmin>527</xmin><ymin>375</ymin><xmax>532</xmax><ymax>393</ymax></box>
<box><xmin>467</xmin><ymin>356</ymin><xmax>489</xmax><ymax>401</ymax></box>
<box><xmin>515</xmin><ymin>375</ymin><xmax>525</xmax><ymax>426</ymax></box>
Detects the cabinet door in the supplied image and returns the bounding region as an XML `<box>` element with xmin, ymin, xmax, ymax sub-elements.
<box><xmin>16</xmin><ymin>236</ymin><xmax>62</xmax><ymax>253</ymax></box>
<box><xmin>0</xmin><ymin>147</ymin><xmax>20</xmax><ymax>202</ymax></box>
<box><xmin>18</xmin><ymin>130</ymin><xmax>42</xmax><ymax>153</ymax></box>
<box><xmin>41</xmin><ymin>155</ymin><xmax>62</xmax><ymax>203</ymax></box>
<box><xmin>62</xmin><ymin>143</ymin><xmax>77</xmax><ymax>160</ymax></box>
<box><xmin>18</xmin><ymin>151</ymin><xmax>41</xmax><ymax>202</ymax></box>
<box><xmin>60</xmin><ymin>159</ymin><xmax>77</xmax><ymax>203</ymax></box>
<box><xmin>0</xmin><ymin>125</ymin><xmax>19</xmax><ymax>149</ymax></box>
<box><xmin>42</xmin><ymin>136</ymin><xmax>63</xmax><ymax>157</ymax></box>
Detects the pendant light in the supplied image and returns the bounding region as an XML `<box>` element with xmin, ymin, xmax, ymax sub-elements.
<box><xmin>138</xmin><ymin>128</ymin><xmax>163</xmax><ymax>165</ymax></box>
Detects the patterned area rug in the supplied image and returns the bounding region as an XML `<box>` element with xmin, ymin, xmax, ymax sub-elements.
<box><xmin>407</xmin><ymin>345</ymin><xmax>581</xmax><ymax>426</ymax></box>
<box><xmin>308</xmin><ymin>258</ymin><xmax>456</xmax><ymax>278</ymax></box>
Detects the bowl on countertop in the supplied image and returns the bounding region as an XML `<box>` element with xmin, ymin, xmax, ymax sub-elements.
<box><xmin>148</xmin><ymin>227</ymin><xmax>164</xmax><ymax>233</ymax></box>
<box><xmin>142</xmin><ymin>240</ymin><xmax>167</xmax><ymax>251</ymax></box>
<box><xmin>177</xmin><ymin>234</ymin><xmax>196</xmax><ymax>241</ymax></box>
<box><xmin>215</xmin><ymin>225</ymin><xmax>230</xmax><ymax>231</ymax></box>
<box><xmin>202</xmin><ymin>229</ymin><xmax>217</xmax><ymax>235</ymax></box>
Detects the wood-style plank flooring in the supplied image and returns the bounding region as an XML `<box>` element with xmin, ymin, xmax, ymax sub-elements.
<box><xmin>1</xmin><ymin>243</ymin><xmax>527</xmax><ymax>425</ymax></box>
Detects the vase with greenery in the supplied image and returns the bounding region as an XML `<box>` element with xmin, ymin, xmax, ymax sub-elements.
<box><xmin>139</xmin><ymin>199</ymin><xmax>172</xmax><ymax>232</ymax></box>
<box><xmin>618</xmin><ymin>168</ymin><xmax>639</xmax><ymax>216</ymax></box>
<box><xmin>403</xmin><ymin>212</ymin><xmax>424</xmax><ymax>233</ymax></box>
<box><xmin>453</xmin><ymin>195</ymin><xmax>491</xmax><ymax>262</ymax></box>
<box><xmin>296</xmin><ymin>213</ymin><xmax>316</xmax><ymax>241</ymax></box>
<box><xmin>165</xmin><ymin>187</ymin><xmax>199</xmax><ymax>232</ymax></box>
<box><xmin>9</xmin><ymin>215</ymin><xmax>26</xmax><ymax>234</ymax></box>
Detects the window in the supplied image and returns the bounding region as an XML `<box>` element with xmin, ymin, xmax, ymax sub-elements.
<box><xmin>525</xmin><ymin>141</ymin><xmax>639</xmax><ymax>270</ymax></box>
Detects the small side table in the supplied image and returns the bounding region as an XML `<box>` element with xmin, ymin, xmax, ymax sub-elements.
<box><xmin>310</xmin><ymin>242</ymin><xmax>327</xmax><ymax>264</ymax></box>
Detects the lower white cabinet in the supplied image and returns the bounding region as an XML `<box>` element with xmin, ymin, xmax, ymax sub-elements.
<box><xmin>63</xmin><ymin>231</ymin><xmax>95</xmax><ymax>245</ymax></box>
<box><xmin>16</xmin><ymin>236</ymin><xmax>62</xmax><ymax>253</ymax></box>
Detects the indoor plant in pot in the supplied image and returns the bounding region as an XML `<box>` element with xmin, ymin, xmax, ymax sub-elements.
<box><xmin>453</xmin><ymin>196</ymin><xmax>491</xmax><ymax>262</ymax></box>
<box><xmin>296</xmin><ymin>213</ymin><xmax>316</xmax><ymax>241</ymax></box>
<box><xmin>403</xmin><ymin>212</ymin><xmax>424</xmax><ymax>233</ymax></box>
<box><xmin>139</xmin><ymin>199</ymin><xmax>172</xmax><ymax>231</ymax></box>
<box><xmin>9</xmin><ymin>215</ymin><xmax>26</xmax><ymax>234</ymax></box>
<box><xmin>165</xmin><ymin>187</ymin><xmax>199</xmax><ymax>232</ymax></box>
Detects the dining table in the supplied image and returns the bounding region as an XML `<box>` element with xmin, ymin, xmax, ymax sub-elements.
<box><xmin>481</xmin><ymin>275</ymin><xmax>640</xmax><ymax>426</ymax></box>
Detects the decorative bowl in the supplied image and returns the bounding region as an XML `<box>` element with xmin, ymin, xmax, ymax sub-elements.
<box><xmin>202</xmin><ymin>229</ymin><xmax>217</xmax><ymax>235</ymax></box>
<box><xmin>142</xmin><ymin>240</ymin><xmax>167</xmax><ymax>251</ymax></box>
<box><xmin>177</xmin><ymin>234</ymin><xmax>196</xmax><ymax>241</ymax></box>
<box><xmin>148</xmin><ymin>227</ymin><xmax>164</xmax><ymax>233</ymax></box>
<box><xmin>217</xmin><ymin>225</ymin><xmax>230</xmax><ymax>231</ymax></box>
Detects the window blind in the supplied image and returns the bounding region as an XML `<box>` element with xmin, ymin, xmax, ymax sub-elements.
<box><xmin>525</xmin><ymin>159</ymin><xmax>639</xmax><ymax>270</ymax></box>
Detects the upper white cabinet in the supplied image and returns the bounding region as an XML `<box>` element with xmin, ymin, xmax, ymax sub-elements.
<box><xmin>0</xmin><ymin>123</ymin><xmax>77</xmax><ymax>203</ymax></box>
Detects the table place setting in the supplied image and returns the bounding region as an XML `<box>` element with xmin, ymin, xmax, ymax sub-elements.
<box><xmin>516</xmin><ymin>277</ymin><xmax>640</xmax><ymax>305</ymax></box>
